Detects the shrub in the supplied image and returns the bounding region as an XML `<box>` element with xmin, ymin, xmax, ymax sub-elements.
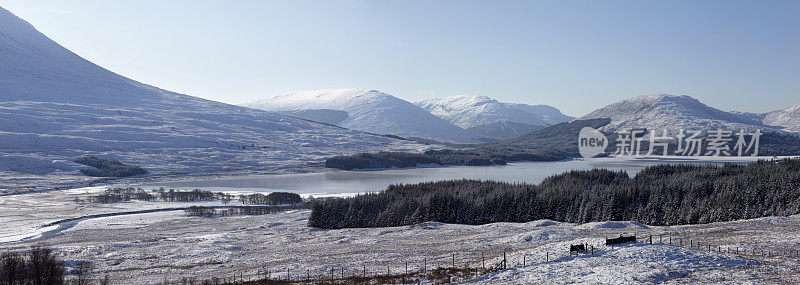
<box><xmin>0</xmin><ymin>246</ymin><xmax>66</xmax><ymax>285</ymax></box>
<box><xmin>239</xmin><ymin>192</ymin><xmax>302</xmax><ymax>205</ymax></box>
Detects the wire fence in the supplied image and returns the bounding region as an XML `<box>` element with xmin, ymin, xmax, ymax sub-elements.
<box><xmin>165</xmin><ymin>232</ymin><xmax>799</xmax><ymax>284</ymax></box>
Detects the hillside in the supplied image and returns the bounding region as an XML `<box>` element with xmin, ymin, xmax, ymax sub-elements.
<box><xmin>580</xmin><ymin>94</ymin><xmax>767</xmax><ymax>132</ymax></box>
<box><xmin>495</xmin><ymin>118</ymin><xmax>613</xmax><ymax>157</ymax></box>
<box><xmin>499</xmin><ymin>117</ymin><xmax>800</xmax><ymax>158</ymax></box>
<box><xmin>764</xmin><ymin>104</ymin><xmax>800</xmax><ymax>133</ymax></box>
<box><xmin>414</xmin><ymin>95</ymin><xmax>573</xmax><ymax>139</ymax></box>
<box><xmin>0</xmin><ymin>6</ymin><xmax>427</xmax><ymax>190</ymax></box>
<box><xmin>243</xmin><ymin>89</ymin><xmax>486</xmax><ymax>144</ymax></box>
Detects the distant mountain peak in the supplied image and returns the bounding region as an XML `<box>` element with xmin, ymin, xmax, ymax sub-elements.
<box><xmin>581</xmin><ymin>94</ymin><xmax>768</xmax><ymax>132</ymax></box>
<box><xmin>0</xmin><ymin>5</ymin><xmax>425</xmax><ymax>181</ymax></box>
<box><xmin>764</xmin><ymin>104</ymin><xmax>800</xmax><ymax>132</ymax></box>
<box><xmin>244</xmin><ymin>89</ymin><xmax>485</xmax><ymax>144</ymax></box>
<box><xmin>413</xmin><ymin>94</ymin><xmax>573</xmax><ymax>140</ymax></box>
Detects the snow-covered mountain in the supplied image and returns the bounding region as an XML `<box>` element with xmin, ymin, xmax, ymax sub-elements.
<box><xmin>0</xmin><ymin>6</ymin><xmax>426</xmax><ymax>187</ymax></box>
<box><xmin>243</xmin><ymin>89</ymin><xmax>485</xmax><ymax>144</ymax></box>
<box><xmin>763</xmin><ymin>104</ymin><xmax>800</xmax><ymax>133</ymax></box>
<box><xmin>413</xmin><ymin>95</ymin><xmax>573</xmax><ymax>139</ymax></box>
<box><xmin>580</xmin><ymin>94</ymin><xmax>769</xmax><ymax>132</ymax></box>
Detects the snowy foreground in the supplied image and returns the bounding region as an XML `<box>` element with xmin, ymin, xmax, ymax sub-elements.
<box><xmin>2</xmin><ymin>189</ymin><xmax>800</xmax><ymax>284</ymax></box>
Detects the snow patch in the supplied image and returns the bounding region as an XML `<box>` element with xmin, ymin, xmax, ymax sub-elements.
<box><xmin>576</xmin><ymin>221</ymin><xmax>649</xmax><ymax>230</ymax></box>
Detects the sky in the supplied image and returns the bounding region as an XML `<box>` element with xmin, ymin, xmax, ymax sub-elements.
<box><xmin>1</xmin><ymin>0</ymin><xmax>798</xmax><ymax>116</ymax></box>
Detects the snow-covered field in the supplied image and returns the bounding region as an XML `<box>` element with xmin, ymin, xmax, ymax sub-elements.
<box><xmin>2</xmin><ymin>186</ymin><xmax>800</xmax><ymax>284</ymax></box>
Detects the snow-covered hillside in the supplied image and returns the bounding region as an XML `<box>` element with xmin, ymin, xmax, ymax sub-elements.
<box><xmin>0</xmin><ymin>6</ymin><xmax>427</xmax><ymax>189</ymax></box>
<box><xmin>763</xmin><ymin>104</ymin><xmax>800</xmax><ymax>133</ymax></box>
<box><xmin>3</xmin><ymin>186</ymin><xmax>798</xmax><ymax>284</ymax></box>
<box><xmin>244</xmin><ymin>89</ymin><xmax>486</xmax><ymax>143</ymax></box>
<box><xmin>414</xmin><ymin>95</ymin><xmax>573</xmax><ymax>139</ymax></box>
<box><xmin>581</xmin><ymin>94</ymin><xmax>769</xmax><ymax>132</ymax></box>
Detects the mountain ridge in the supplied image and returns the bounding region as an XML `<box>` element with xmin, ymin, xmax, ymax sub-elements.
<box><xmin>0</xmin><ymin>6</ymin><xmax>427</xmax><ymax>189</ymax></box>
<box><xmin>764</xmin><ymin>104</ymin><xmax>800</xmax><ymax>133</ymax></box>
<box><xmin>243</xmin><ymin>88</ymin><xmax>486</xmax><ymax>144</ymax></box>
<box><xmin>580</xmin><ymin>94</ymin><xmax>771</xmax><ymax>132</ymax></box>
<box><xmin>414</xmin><ymin>94</ymin><xmax>573</xmax><ymax>139</ymax></box>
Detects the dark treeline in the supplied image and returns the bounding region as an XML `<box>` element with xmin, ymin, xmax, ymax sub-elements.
<box><xmin>83</xmin><ymin>188</ymin><xmax>305</xmax><ymax>205</ymax></box>
<box><xmin>185</xmin><ymin>204</ymin><xmax>309</xmax><ymax>218</ymax></box>
<box><xmin>325</xmin><ymin>152</ymin><xmax>441</xmax><ymax>170</ymax></box>
<box><xmin>310</xmin><ymin>159</ymin><xmax>800</xmax><ymax>229</ymax></box>
<box><xmin>0</xmin><ymin>246</ymin><xmax>66</xmax><ymax>285</ymax></box>
<box><xmin>238</xmin><ymin>192</ymin><xmax>302</xmax><ymax>205</ymax></box>
<box><xmin>157</xmin><ymin>188</ymin><xmax>219</xmax><ymax>202</ymax></box>
<box><xmin>325</xmin><ymin>148</ymin><xmax>566</xmax><ymax>170</ymax></box>
<box><xmin>72</xmin><ymin>157</ymin><xmax>148</xmax><ymax>177</ymax></box>
<box><xmin>426</xmin><ymin>147</ymin><xmax>565</xmax><ymax>166</ymax></box>
<box><xmin>82</xmin><ymin>187</ymin><xmax>233</xmax><ymax>204</ymax></box>
<box><xmin>86</xmin><ymin>187</ymin><xmax>156</xmax><ymax>203</ymax></box>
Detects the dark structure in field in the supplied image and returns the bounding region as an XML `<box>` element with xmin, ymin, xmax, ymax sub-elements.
<box><xmin>606</xmin><ymin>236</ymin><xmax>637</xmax><ymax>246</ymax></box>
<box><xmin>570</xmin><ymin>244</ymin><xmax>587</xmax><ymax>253</ymax></box>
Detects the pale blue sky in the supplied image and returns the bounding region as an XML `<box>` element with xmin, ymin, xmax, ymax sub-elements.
<box><xmin>2</xmin><ymin>0</ymin><xmax>798</xmax><ymax>116</ymax></box>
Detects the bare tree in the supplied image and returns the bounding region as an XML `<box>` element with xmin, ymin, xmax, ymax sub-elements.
<box><xmin>27</xmin><ymin>246</ymin><xmax>65</xmax><ymax>285</ymax></box>
<box><xmin>0</xmin><ymin>251</ymin><xmax>25</xmax><ymax>285</ymax></box>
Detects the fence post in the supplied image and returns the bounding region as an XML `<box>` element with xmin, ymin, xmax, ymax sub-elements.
<box><xmin>363</xmin><ymin>264</ymin><xmax>366</xmax><ymax>277</ymax></box>
<box><xmin>523</xmin><ymin>254</ymin><xmax>526</xmax><ymax>267</ymax></box>
<box><xmin>503</xmin><ymin>251</ymin><xmax>507</xmax><ymax>269</ymax></box>
<box><xmin>482</xmin><ymin>252</ymin><xmax>485</xmax><ymax>270</ymax></box>
<box><xmin>546</xmin><ymin>252</ymin><xmax>549</xmax><ymax>262</ymax></box>
<box><xmin>452</xmin><ymin>253</ymin><xmax>455</xmax><ymax>268</ymax></box>
<box><xmin>287</xmin><ymin>268</ymin><xmax>290</xmax><ymax>281</ymax></box>
<box><xmin>402</xmin><ymin>262</ymin><xmax>406</xmax><ymax>284</ymax></box>
<box><xmin>424</xmin><ymin>258</ymin><xmax>427</xmax><ymax>274</ymax></box>
<box><xmin>649</xmin><ymin>235</ymin><xmax>652</xmax><ymax>244</ymax></box>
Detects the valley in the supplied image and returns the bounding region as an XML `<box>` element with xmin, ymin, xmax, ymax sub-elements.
<box><xmin>1</xmin><ymin>2</ymin><xmax>799</xmax><ymax>284</ymax></box>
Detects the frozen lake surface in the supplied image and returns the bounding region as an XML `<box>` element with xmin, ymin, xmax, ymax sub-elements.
<box><xmin>144</xmin><ymin>157</ymin><xmax>762</xmax><ymax>196</ymax></box>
